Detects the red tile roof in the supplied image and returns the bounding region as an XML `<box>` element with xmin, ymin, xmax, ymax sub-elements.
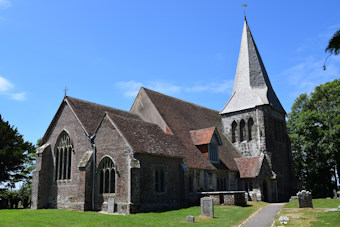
<box><xmin>234</xmin><ymin>157</ymin><xmax>262</xmax><ymax>178</ymax></box>
<box><xmin>106</xmin><ymin>112</ymin><xmax>185</xmax><ymax>159</ymax></box>
<box><xmin>190</xmin><ymin>127</ymin><xmax>216</xmax><ymax>145</ymax></box>
<box><xmin>142</xmin><ymin>88</ymin><xmax>241</xmax><ymax>171</ymax></box>
<box><xmin>66</xmin><ymin>96</ymin><xmax>140</xmax><ymax>135</ymax></box>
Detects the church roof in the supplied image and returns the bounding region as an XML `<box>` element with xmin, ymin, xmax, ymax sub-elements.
<box><xmin>190</xmin><ymin>127</ymin><xmax>217</xmax><ymax>146</ymax></box>
<box><xmin>234</xmin><ymin>157</ymin><xmax>261</xmax><ymax>178</ymax></box>
<box><xmin>143</xmin><ymin>88</ymin><xmax>241</xmax><ymax>171</ymax></box>
<box><xmin>220</xmin><ymin>18</ymin><xmax>285</xmax><ymax>114</ymax></box>
<box><xmin>66</xmin><ymin>96</ymin><xmax>140</xmax><ymax>136</ymax></box>
<box><xmin>106</xmin><ymin>112</ymin><xmax>185</xmax><ymax>159</ymax></box>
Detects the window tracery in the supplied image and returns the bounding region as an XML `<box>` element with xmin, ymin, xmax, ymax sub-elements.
<box><xmin>55</xmin><ymin>131</ymin><xmax>73</xmax><ymax>181</ymax></box>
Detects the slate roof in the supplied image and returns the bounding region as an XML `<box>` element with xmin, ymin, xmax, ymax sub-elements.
<box><xmin>220</xmin><ymin>18</ymin><xmax>285</xmax><ymax>114</ymax></box>
<box><xmin>143</xmin><ymin>88</ymin><xmax>241</xmax><ymax>171</ymax></box>
<box><xmin>234</xmin><ymin>157</ymin><xmax>262</xmax><ymax>178</ymax></box>
<box><xmin>106</xmin><ymin>112</ymin><xmax>185</xmax><ymax>159</ymax></box>
<box><xmin>190</xmin><ymin>127</ymin><xmax>216</xmax><ymax>145</ymax></box>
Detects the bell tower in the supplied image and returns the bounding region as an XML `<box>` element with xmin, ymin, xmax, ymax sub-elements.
<box><xmin>220</xmin><ymin>18</ymin><xmax>295</xmax><ymax>201</ymax></box>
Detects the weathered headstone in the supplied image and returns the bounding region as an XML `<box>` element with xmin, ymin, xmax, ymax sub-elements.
<box><xmin>186</xmin><ymin>215</ymin><xmax>195</xmax><ymax>223</ymax></box>
<box><xmin>107</xmin><ymin>198</ymin><xmax>115</xmax><ymax>213</ymax></box>
<box><xmin>201</xmin><ymin>197</ymin><xmax>214</xmax><ymax>218</ymax></box>
<box><xmin>297</xmin><ymin>190</ymin><xmax>313</xmax><ymax>208</ymax></box>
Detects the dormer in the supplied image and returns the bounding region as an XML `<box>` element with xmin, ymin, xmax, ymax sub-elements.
<box><xmin>190</xmin><ymin>127</ymin><xmax>222</xmax><ymax>163</ymax></box>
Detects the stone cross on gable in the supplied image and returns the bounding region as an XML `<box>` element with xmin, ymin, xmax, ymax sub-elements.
<box><xmin>64</xmin><ymin>87</ymin><xmax>68</xmax><ymax>97</ymax></box>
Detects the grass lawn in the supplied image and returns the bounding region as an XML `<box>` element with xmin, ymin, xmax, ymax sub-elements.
<box><xmin>0</xmin><ymin>202</ymin><xmax>266</xmax><ymax>227</ymax></box>
<box><xmin>274</xmin><ymin>199</ymin><xmax>340</xmax><ymax>227</ymax></box>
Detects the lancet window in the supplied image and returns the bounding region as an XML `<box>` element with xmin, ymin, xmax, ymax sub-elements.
<box><xmin>240</xmin><ymin>120</ymin><xmax>246</xmax><ymax>142</ymax></box>
<box><xmin>231</xmin><ymin>121</ymin><xmax>237</xmax><ymax>143</ymax></box>
<box><xmin>155</xmin><ymin>166</ymin><xmax>166</xmax><ymax>193</ymax></box>
<box><xmin>248</xmin><ymin>118</ymin><xmax>254</xmax><ymax>141</ymax></box>
<box><xmin>98</xmin><ymin>157</ymin><xmax>116</xmax><ymax>194</ymax></box>
<box><xmin>55</xmin><ymin>131</ymin><xmax>73</xmax><ymax>181</ymax></box>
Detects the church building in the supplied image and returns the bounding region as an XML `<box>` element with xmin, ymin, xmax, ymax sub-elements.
<box><xmin>31</xmin><ymin>18</ymin><xmax>296</xmax><ymax>214</ymax></box>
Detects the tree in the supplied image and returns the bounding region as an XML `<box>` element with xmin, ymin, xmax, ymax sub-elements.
<box><xmin>324</xmin><ymin>29</ymin><xmax>340</xmax><ymax>70</ymax></box>
<box><xmin>0</xmin><ymin>115</ymin><xmax>35</xmax><ymax>189</ymax></box>
<box><xmin>287</xmin><ymin>79</ymin><xmax>340</xmax><ymax>198</ymax></box>
<box><xmin>326</xmin><ymin>29</ymin><xmax>340</xmax><ymax>56</ymax></box>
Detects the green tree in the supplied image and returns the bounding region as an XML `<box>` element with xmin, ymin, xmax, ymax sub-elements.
<box><xmin>326</xmin><ymin>29</ymin><xmax>340</xmax><ymax>56</ymax></box>
<box><xmin>287</xmin><ymin>79</ymin><xmax>340</xmax><ymax>198</ymax></box>
<box><xmin>0</xmin><ymin>115</ymin><xmax>35</xmax><ymax>189</ymax></box>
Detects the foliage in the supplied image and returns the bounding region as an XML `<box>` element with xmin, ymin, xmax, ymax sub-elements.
<box><xmin>326</xmin><ymin>29</ymin><xmax>340</xmax><ymax>56</ymax></box>
<box><xmin>0</xmin><ymin>202</ymin><xmax>267</xmax><ymax>226</ymax></box>
<box><xmin>287</xmin><ymin>79</ymin><xmax>340</xmax><ymax>197</ymax></box>
<box><xmin>0</xmin><ymin>115</ymin><xmax>36</xmax><ymax>189</ymax></box>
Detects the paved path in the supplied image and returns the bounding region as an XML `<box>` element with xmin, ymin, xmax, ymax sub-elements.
<box><xmin>242</xmin><ymin>203</ymin><xmax>286</xmax><ymax>227</ymax></box>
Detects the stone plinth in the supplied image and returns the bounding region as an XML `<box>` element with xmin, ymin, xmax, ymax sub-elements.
<box><xmin>186</xmin><ymin>215</ymin><xmax>195</xmax><ymax>223</ymax></box>
<box><xmin>197</xmin><ymin>191</ymin><xmax>246</xmax><ymax>206</ymax></box>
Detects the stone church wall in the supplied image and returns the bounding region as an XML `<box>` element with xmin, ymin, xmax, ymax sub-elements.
<box><xmin>94</xmin><ymin>116</ymin><xmax>133</xmax><ymax>214</ymax></box>
<box><xmin>133</xmin><ymin>153</ymin><xmax>184</xmax><ymax>212</ymax></box>
<box><xmin>221</xmin><ymin>108</ymin><xmax>264</xmax><ymax>158</ymax></box>
<box><xmin>262</xmin><ymin>106</ymin><xmax>296</xmax><ymax>201</ymax></box>
<box><xmin>38</xmin><ymin>103</ymin><xmax>93</xmax><ymax>210</ymax></box>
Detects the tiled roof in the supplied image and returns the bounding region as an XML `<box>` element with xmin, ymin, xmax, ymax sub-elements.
<box><xmin>190</xmin><ymin>127</ymin><xmax>216</xmax><ymax>145</ymax></box>
<box><xmin>143</xmin><ymin>88</ymin><xmax>241</xmax><ymax>171</ymax></box>
<box><xmin>66</xmin><ymin>96</ymin><xmax>140</xmax><ymax>135</ymax></box>
<box><xmin>107</xmin><ymin>112</ymin><xmax>185</xmax><ymax>159</ymax></box>
<box><xmin>234</xmin><ymin>157</ymin><xmax>261</xmax><ymax>178</ymax></box>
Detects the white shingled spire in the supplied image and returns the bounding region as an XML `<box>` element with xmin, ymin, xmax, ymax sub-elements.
<box><xmin>220</xmin><ymin>18</ymin><xmax>285</xmax><ymax>114</ymax></box>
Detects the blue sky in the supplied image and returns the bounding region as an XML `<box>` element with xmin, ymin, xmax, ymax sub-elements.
<box><xmin>0</xmin><ymin>0</ymin><xmax>339</xmax><ymax>145</ymax></box>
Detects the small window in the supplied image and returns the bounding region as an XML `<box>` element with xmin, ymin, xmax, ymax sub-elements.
<box><xmin>240</xmin><ymin>120</ymin><xmax>246</xmax><ymax>142</ymax></box>
<box><xmin>55</xmin><ymin>131</ymin><xmax>73</xmax><ymax>181</ymax></box>
<box><xmin>155</xmin><ymin>166</ymin><xmax>166</xmax><ymax>193</ymax></box>
<box><xmin>231</xmin><ymin>121</ymin><xmax>237</xmax><ymax>143</ymax></box>
<box><xmin>98</xmin><ymin>157</ymin><xmax>116</xmax><ymax>194</ymax></box>
<box><xmin>208</xmin><ymin>143</ymin><xmax>219</xmax><ymax>163</ymax></box>
<box><xmin>248</xmin><ymin>118</ymin><xmax>254</xmax><ymax>141</ymax></box>
<box><xmin>189</xmin><ymin>172</ymin><xmax>194</xmax><ymax>193</ymax></box>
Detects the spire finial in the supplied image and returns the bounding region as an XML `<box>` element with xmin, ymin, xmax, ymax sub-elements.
<box><xmin>64</xmin><ymin>87</ymin><xmax>68</xmax><ymax>97</ymax></box>
<box><xmin>242</xmin><ymin>3</ymin><xmax>247</xmax><ymax>18</ymax></box>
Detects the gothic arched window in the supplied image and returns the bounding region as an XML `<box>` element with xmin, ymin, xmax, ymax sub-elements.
<box><xmin>231</xmin><ymin>121</ymin><xmax>237</xmax><ymax>143</ymax></box>
<box><xmin>55</xmin><ymin>131</ymin><xmax>73</xmax><ymax>181</ymax></box>
<box><xmin>248</xmin><ymin>118</ymin><xmax>254</xmax><ymax>141</ymax></box>
<box><xmin>240</xmin><ymin>120</ymin><xmax>246</xmax><ymax>142</ymax></box>
<box><xmin>98</xmin><ymin>157</ymin><xmax>115</xmax><ymax>194</ymax></box>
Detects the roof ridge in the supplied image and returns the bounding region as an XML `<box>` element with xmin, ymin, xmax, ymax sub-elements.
<box><xmin>142</xmin><ymin>87</ymin><xmax>219</xmax><ymax>114</ymax></box>
<box><xmin>66</xmin><ymin>96</ymin><xmax>137</xmax><ymax>116</ymax></box>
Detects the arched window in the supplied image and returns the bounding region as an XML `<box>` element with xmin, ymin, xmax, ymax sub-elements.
<box><xmin>55</xmin><ymin>131</ymin><xmax>73</xmax><ymax>181</ymax></box>
<box><xmin>231</xmin><ymin>121</ymin><xmax>237</xmax><ymax>143</ymax></box>
<box><xmin>240</xmin><ymin>120</ymin><xmax>246</xmax><ymax>142</ymax></box>
<box><xmin>248</xmin><ymin>118</ymin><xmax>254</xmax><ymax>141</ymax></box>
<box><xmin>98</xmin><ymin>157</ymin><xmax>115</xmax><ymax>194</ymax></box>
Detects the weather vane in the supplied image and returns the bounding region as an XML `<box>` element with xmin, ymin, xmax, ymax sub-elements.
<box><xmin>64</xmin><ymin>87</ymin><xmax>68</xmax><ymax>97</ymax></box>
<box><xmin>242</xmin><ymin>3</ymin><xmax>247</xmax><ymax>18</ymax></box>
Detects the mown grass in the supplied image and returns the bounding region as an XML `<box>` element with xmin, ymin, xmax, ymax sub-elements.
<box><xmin>0</xmin><ymin>202</ymin><xmax>267</xmax><ymax>227</ymax></box>
<box><xmin>274</xmin><ymin>199</ymin><xmax>340</xmax><ymax>227</ymax></box>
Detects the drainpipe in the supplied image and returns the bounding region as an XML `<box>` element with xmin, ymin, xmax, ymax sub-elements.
<box><xmin>89</xmin><ymin>135</ymin><xmax>96</xmax><ymax>211</ymax></box>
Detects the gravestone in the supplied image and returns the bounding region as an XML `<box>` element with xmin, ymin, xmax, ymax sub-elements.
<box><xmin>107</xmin><ymin>198</ymin><xmax>115</xmax><ymax>213</ymax></box>
<box><xmin>297</xmin><ymin>190</ymin><xmax>313</xmax><ymax>208</ymax></box>
<box><xmin>186</xmin><ymin>215</ymin><xmax>195</xmax><ymax>223</ymax></box>
<box><xmin>201</xmin><ymin>197</ymin><xmax>214</xmax><ymax>218</ymax></box>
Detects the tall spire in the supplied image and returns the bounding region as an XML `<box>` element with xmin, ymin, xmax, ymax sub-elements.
<box><xmin>220</xmin><ymin>18</ymin><xmax>285</xmax><ymax>114</ymax></box>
